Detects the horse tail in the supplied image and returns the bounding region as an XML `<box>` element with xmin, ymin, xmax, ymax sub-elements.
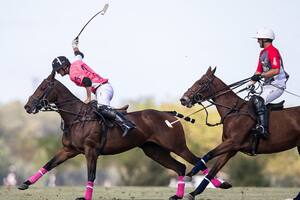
<box><xmin>164</xmin><ymin>111</ymin><xmax>195</xmax><ymax>124</ymax></box>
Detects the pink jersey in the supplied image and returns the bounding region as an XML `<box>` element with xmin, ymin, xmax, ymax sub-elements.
<box><xmin>69</xmin><ymin>60</ymin><xmax>108</xmax><ymax>93</ymax></box>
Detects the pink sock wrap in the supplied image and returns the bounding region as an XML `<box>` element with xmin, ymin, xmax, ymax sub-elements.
<box><xmin>85</xmin><ymin>181</ymin><xmax>94</xmax><ymax>200</ymax></box>
<box><xmin>176</xmin><ymin>176</ymin><xmax>185</xmax><ymax>197</ymax></box>
<box><xmin>202</xmin><ymin>169</ymin><xmax>222</xmax><ymax>187</ymax></box>
<box><xmin>29</xmin><ymin>168</ymin><xmax>48</xmax><ymax>184</ymax></box>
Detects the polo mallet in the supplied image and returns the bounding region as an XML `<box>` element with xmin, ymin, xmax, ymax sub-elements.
<box><xmin>165</xmin><ymin>104</ymin><xmax>213</xmax><ymax>128</ymax></box>
<box><xmin>75</xmin><ymin>3</ymin><xmax>109</xmax><ymax>40</ymax></box>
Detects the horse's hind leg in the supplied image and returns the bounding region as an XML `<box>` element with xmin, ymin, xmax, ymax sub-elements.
<box><xmin>18</xmin><ymin>147</ymin><xmax>78</xmax><ymax>190</ymax></box>
<box><xmin>298</xmin><ymin>146</ymin><xmax>300</xmax><ymax>156</ymax></box>
<box><xmin>175</xmin><ymin>145</ymin><xmax>232</xmax><ymax>189</ymax></box>
<box><xmin>140</xmin><ymin>142</ymin><xmax>185</xmax><ymax>200</ymax></box>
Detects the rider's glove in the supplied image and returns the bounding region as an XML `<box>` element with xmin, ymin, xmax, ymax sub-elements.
<box><xmin>72</xmin><ymin>37</ymin><xmax>79</xmax><ymax>49</ymax></box>
<box><xmin>250</xmin><ymin>74</ymin><xmax>262</xmax><ymax>82</ymax></box>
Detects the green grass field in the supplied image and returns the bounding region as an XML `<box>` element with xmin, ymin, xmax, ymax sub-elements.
<box><xmin>0</xmin><ymin>186</ymin><xmax>298</xmax><ymax>200</ymax></box>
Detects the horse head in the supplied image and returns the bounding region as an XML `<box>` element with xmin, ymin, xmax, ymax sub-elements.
<box><xmin>24</xmin><ymin>71</ymin><xmax>57</xmax><ymax>114</ymax></box>
<box><xmin>180</xmin><ymin>66</ymin><xmax>217</xmax><ymax>107</ymax></box>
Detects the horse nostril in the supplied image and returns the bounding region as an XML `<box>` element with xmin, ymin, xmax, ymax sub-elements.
<box><xmin>180</xmin><ymin>96</ymin><xmax>189</xmax><ymax>105</ymax></box>
<box><xmin>24</xmin><ymin>105</ymin><xmax>31</xmax><ymax>113</ymax></box>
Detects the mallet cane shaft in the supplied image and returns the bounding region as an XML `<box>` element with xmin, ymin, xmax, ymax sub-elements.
<box><xmin>75</xmin><ymin>3</ymin><xmax>109</xmax><ymax>40</ymax></box>
<box><xmin>165</xmin><ymin>104</ymin><xmax>213</xmax><ymax>128</ymax></box>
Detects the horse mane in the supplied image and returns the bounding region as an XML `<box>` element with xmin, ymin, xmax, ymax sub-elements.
<box><xmin>52</xmin><ymin>78</ymin><xmax>82</xmax><ymax>103</ymax></box>
<box><xmin>212</xmin><ymin>73</ymin><xmax>246</xmax><ymax>104</ymax></box>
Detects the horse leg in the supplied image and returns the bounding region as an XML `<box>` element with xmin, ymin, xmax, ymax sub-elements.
<box><xmin>18</xmin><ymin>147</ymin><xmax>78</xmax><ymax>190</ymax></box>
<box><xmin>75</xmin><ymin>147</ymin><xmax>98</xmax><ymax>200</ymax></box>
<box><xmin>185</xmin><ymin>151</ymin><xmax>237</xmax><ymax>200</ymax></box>
<box><xmin>297</xmin><ymin>146</ymin><xmax>300</xmax><ymax>156</ymax></box>
<box><xmin>140</xmin><ymin>142</ymin><xmax>185</xmax><ymax>200</ymax></box>
<box><xmin>175</xmin><ymin>146</ymin><xmax>232</xmax><ymax>189</ymax></box>
<box><xmin>186</xmin><ymin>139</ymin><xmax>236</xmax><ymax>176</ymax></box>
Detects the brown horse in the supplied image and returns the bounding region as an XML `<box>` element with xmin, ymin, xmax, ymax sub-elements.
<box><xmin>180</xmin><ymin>67</ymin><xmax>300</xmax><ymax>200</ymax></box>
<box><xmin>18</xmin><ymin>72</ymin><xmax>229</xmax><ymax>200</ymax></box>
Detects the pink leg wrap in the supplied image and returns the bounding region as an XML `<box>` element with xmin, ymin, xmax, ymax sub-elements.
<box><xmin>85</xmin><ymin>181</ymin><xmax>94</xmax><ymax>200</ymax></box>
<box><xmin>175</xmin><ymin>176</ymin><xmax>185</xmax><ymax>197</ymax></box>
<box><xmin>28</xmin><ymin>168</ymin><xmax>48</xmax><ymax>184</ymax></box>
<box><xmin>202</xmin><ymin>169</ymin><xmax>222</xmax><ymax>187</ymax></box>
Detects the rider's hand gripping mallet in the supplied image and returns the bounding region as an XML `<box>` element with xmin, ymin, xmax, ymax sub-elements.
<box><xmin>74</xmin><ymin>3</ymin><xmax>109</xmax><ymax>41</ymax></box>
<box><xmin>165</xmin><ymin>104</ymin><xmax>213</xmax><ymax>128</ymax></box>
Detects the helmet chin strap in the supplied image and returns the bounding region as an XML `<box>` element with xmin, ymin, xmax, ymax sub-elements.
<box><xmin>64</xmin><ymin>66</ymin><xmax>70</xmax><ymax>74</ymax></box>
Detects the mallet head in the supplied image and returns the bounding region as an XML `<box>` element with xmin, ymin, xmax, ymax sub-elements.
<box><xmin>101</xmin><ymin>4</ymin><xmax>109</xmax><ymax>15</ymax></box>
<box><xmin>165</xmin><ymin>120</ymin><xmax>174</xmax><ymax>128</ymax></box>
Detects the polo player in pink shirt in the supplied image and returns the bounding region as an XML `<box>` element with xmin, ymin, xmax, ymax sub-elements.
<box><xmin>52</xmin><ymin>38</ymin><xmax>135</xmax><ymax>136</ymax></box>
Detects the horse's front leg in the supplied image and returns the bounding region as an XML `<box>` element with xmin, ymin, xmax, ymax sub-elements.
<box><xmin>18</xmin><ymin>147</ymin><xmax>78</xmax><ymax>190</ymax></box>
<box><xmin>184</xmin><ymin>151</ymin><xmax>237</xmax><ymax>200</ymax></box>
<box><xmin>76</xmin><ymin>147</ymin><xmax>98</xmax><ymax>200</ymax></box>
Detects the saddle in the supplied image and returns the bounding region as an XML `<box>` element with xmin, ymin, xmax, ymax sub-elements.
<box><xmin>113</xmin><ymin>105</ymin><xmax>129</xmax><ymax>114</ymax></box>
<box><xmin>247</xmin><ymin>100</ymin><xmax>285</xmax><ymax>119</ymax></box>
<box><xmin>266</xmin><ymin>100</ymin><xmax>285</xmax><ymax>111</ymax></box>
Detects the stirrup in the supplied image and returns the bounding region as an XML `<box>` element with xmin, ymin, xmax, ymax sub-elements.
<box><xmin>255</xmin><ymin>125</ymin><xmax>269</xmax><ymax>140</ymax></box>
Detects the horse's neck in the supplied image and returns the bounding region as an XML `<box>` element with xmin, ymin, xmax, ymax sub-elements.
<box><xmin>212</xmin><ymin>78</ymin><xmax>245</xmax><ymax>118</ymax></box>
<box><xmin>54</xmin><ymin>81</ymin><xmax>86</xmax><ymax>123</ymax></box>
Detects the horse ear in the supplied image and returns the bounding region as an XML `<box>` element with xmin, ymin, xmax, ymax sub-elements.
<box><xmin>206</xmin><ymin>66</ymin><xmax>212</xmax><ymax>74</ymax></box>
<box><xmin>212</xmin><ymin>66</ymin><xmax>217</xmax><ymax>74</ymax></box>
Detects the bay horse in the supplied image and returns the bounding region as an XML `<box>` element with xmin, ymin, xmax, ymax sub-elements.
<box><xmin>180</xmin><ymin>67</ymin><xmax>300</xmax><ymax>200</ymax></box>
<box><xmin>18</xmin><ymin>72</ymin><xmax>230</xmax><ymax>200</ymax></box>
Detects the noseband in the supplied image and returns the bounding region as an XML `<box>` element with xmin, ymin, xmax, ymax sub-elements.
<box><xmin>31</xmin><ymin>79</ymin><xmax>55</xmax><ymax>111</ymax></box>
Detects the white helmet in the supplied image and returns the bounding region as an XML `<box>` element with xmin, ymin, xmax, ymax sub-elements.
<box><xmin>253</xmin><ymin>28</ymin><xmax>275</xmax><ymax>40</ymax></box>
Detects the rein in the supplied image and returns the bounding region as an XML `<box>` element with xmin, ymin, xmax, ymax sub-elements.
<box><xmin>35</xmin><ymin>79</ymin><xmax>97</xmax><ymax>122</ymax></box>
<box><xmin>194</xmin><ymin>76</ymin><xmax>253</xmax><ymax>127</ymax></box>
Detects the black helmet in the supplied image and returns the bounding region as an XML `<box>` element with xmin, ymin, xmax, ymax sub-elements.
<box><xmin>52</xmin><ymin>56</ymin><xmax>71</xmax><ymax>72</ymax></box>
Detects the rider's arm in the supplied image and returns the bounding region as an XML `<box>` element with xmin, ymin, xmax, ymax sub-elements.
<box><xmin>72</xmin><ymin>39</ymin><xmax>84</xmax><ymax>61</ymax></box>
<box><xmin>261</xmin><ymin>68</ymin><xmax>279</xmax><ymax>78</ymax></box>
<box><xmin>82</xmin><ymin>77</ymin><xmax>92</xmax><ymax>103</ymax></box>
<box><xmin>84</xmin><ymin>87</ymin><xmax>92</xmax><ymax>103</ymax></box>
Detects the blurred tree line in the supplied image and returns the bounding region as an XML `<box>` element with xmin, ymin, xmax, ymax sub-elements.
<box><xmin>0</xmin><ymin>99</ymin><xmax>299</xmax><ymax>187</ymax></box>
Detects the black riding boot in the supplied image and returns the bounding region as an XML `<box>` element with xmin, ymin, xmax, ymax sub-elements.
<box><xmin>98</xmin><ymin>105</ymin><xmax>135</xmax><ymax>137</ymax></box>
<box><xmin>253</xmin><ymin>96</ymin><xmax>269</xmax><ymax>139</ymax></box>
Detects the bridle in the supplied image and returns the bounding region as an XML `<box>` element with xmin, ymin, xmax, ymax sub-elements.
<box><xmin>189</xmin><ymin>75</ymin><xmax>252</xmax><ymax>104</ymax></box>
<box><xmin>31</xmin><ymin>79</ymin><xmax>55</xmax><ymax>112</ymax></box>
<box><xmin>188</xmin><ymin>74</ymin><xmax>216</xmax><ymax>105</ymax></box>
<box><xmin>31</xmin><ymin>79</ymin><xmax>86</xmax><ymax>117</ymax></box>
<box><xmin>187</xmin><ymin>75</ymin><xmax>252</xmax><ymax>126</ymax></box>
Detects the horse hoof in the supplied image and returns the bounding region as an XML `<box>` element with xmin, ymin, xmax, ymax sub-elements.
<box><xmin>184</xmin><ymin>175</ymin><xmax>192</xmax><ymax>182</ymax></box>
<box><xmin>75</xmin><ymin>198</ymin><xmax>85</xmax><ymax>200</ymax></box>
<box><xmin>219</xmin><ymin>181</ymin><xmax>232</xmax><ymax>189</ymax></box>
<box><xmin>18</xmin><ymin>183</ymin><xmax>29</xmax><ymax>190</ymax></box>
<box><xmin>169</xmin><ymin>195</ymin><xmax>182</xmax><ymax>200</ymax></box>
<box><xmin>183</xmin><ymin>194</ymin><xmax>194</xmax><ymax>200</ymax></box>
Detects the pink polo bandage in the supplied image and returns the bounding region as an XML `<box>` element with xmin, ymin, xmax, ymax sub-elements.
<box><xmin>175</xmin><ymin>176</ymin><xmax>185</xmax><ymax>197</ymax></box>
<box><xmin>85</xmin><ymin>181</ymin><xmax>94</xmax><ymax>200</ymax></box>
<box><xmin>202</xmin><ymin>169</ymin><xmax>222</xmax><ymax>187</ymax></box>
<box><xmin>29</xmin><ymin>168</ymin><xmax>48</xmax><ymax>184</ymax></box>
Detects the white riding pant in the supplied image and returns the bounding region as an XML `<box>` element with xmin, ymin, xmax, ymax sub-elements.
<box><xmin>95</xmin><ymin>82</ymin><xmax>114</xmax><ymax>106</ymax></box>
<box><xmin>260</xmin><ymin>84</ymin><xmax>284</xmax><ymax>104</ymax></box>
